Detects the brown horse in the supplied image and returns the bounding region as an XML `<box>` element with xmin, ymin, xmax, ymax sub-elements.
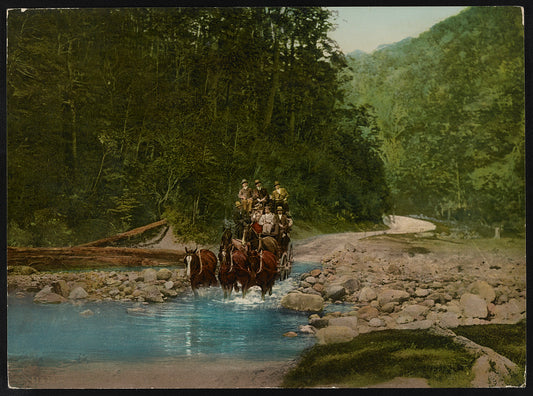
<box><xmin>248</xmin><ymin>250</ymin><xmax>278</xmax><ymax>300</ymax></box>
<box><xmin>184</xmin><ymin>248</ymin><xmax>218</xmax><ymax>296</ymax></box>
<box><xmin>231</xmin><ymin>249</ymin><xmax>254</xmax><ymax>298</ymax></box>
<box><xmin>218</xmin><ymin>245</ymin><xmax>238</xmax><ymax>298</ymax></box>
<box><xmin>248</xmin><ymin>227</ymin><xmax>279</xmax><ymax>257</ymax></box>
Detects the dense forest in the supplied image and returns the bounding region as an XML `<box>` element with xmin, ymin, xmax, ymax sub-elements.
<box><xmin>7</xmin><ymin>7</ymin><xmax>388</xmax><ymax>246</ymax></box>
<box><xmin>344</xmin><ymin>6</ymin><xmax>525</xmax><ymax>230</ymax></box>
<box><xmin>7</xmin><ymin>6</ymin><xmax>525</xmax><ymax>247</ymax></box>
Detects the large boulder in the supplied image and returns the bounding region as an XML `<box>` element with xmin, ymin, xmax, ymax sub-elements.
<box><xmin>401</xmin><ymin>304</ymin><xmax>428</xmax><ymax>319</ymax></box>
<box><xmin>491</xmin><ymin>299</ymin><xmax>526</xmax><ymax>323</ymax></box>
<box><xmin>468</xmin><ymin>280</ymin><xmax>496</xmax><ymax>303</ymax></box>
<box><xmin>325</xmin><ymin>285</ymin><xmax>346</xmax><ymax>301</ymax></box>
<box><xmin>438</xmin><ymin>312</ymin><xmax>460</xmax><ymax>328</ymax></box>
<box><xmin>358</xmin><ymin>286</ymin><xmax>377</xmax><ymax>302</ymax></box>
<box><xmin>356</xmin><ymin>305</ymin><xmax>379</xmax><ymax>321</ymax></box>
<box><xmin>460</xmin><ymin>293</ymin><xmax>488</xmax><ymax>318</ymax></box>
<box><xmin>329</xmin><ymin>316</ymin><xmax>358</xmax><ymax>330</ymax></box>
<box><xmin>315</xmin><ymin>326</ymin><xmax>358</xmax><ymax>345</ymax></box>
<box><xmin>142</xmin><ymin>285</ymin><xmax>164</xmax><ymax>303</ymax></box>
<box><xmin>341</xmin><ymin>278</ymin><xmax>360</xmax><ymax>294</ymax></box>
<box><xmin>69</xmin><ymin>286</ymin><xmax>89</xmax><ymax>299</ymax></box>
<box><xmin>52</xmin><ymin>280</ymin><xmax>70</xmax><ymax>298</ymax></box>
<box><xmin>281</xmin><ymin>292</ymin><xmax>324</xmax><ymax>312</ymax></box>
<box><xmin>34</xmin><ymin>286</ymin><xmax>67</xmax><ymax>304</ymax></box>
<box><xmin>156</xmin><ymin>268</ymin><xmax>173</xmax><ymax>281</ymax></box>
<box><xmin>142</xmin><ymin>268</ymin><xmax>158</xmax><ymax>283</ymax></box>
<box><xmin>377</xmin><ymin>289</ymin><xmax>410</xmax><ymax>306</ymax></box>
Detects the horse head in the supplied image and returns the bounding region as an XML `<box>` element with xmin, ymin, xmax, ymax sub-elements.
<box><xmin>184</xmin><ymin>248</ymin><xmax>202</xmax><ymax>277</ymax></box>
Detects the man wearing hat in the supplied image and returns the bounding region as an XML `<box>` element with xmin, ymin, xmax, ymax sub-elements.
<box><xmin>271</xmin><ymin>181</ymin><xmax>289</xmax><ymax>211</ymax></box>
<box><xmin>276</xmin><ymin>206</ymin><xmax>293</xmax><ymax>251</ymax></box>
<box><xmin>238</xmin><ymin>179</ymin><xmax>253</xmax><ymax>213</ymax></box>
<box><xmin>232</xmin><ymin>201</ymin><xmax>250</xmax><ymax>239</ymax></box>
<box><xmin>252</xmin><ymin>179</ymin><xmax>269</xmax><ymax>209</ymax></box>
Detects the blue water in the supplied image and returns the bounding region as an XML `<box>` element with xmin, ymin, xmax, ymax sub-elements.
<box><xmin>8</xmin><ymin>262</ymin><xmax>321</xmax><ymax>364</ymax></box>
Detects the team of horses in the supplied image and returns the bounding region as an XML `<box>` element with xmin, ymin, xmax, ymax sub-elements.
<box><xmin>183</xmin><ymin>227</ymin><xmax>282</xmax><ymax>300</ymax></box>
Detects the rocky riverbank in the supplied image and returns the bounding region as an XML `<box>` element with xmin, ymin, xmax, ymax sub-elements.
<box><xmin>7</xmin><ymin>267</ymin><xmax>189</xmax><ymax>304</ymax></box>
<box><xmin>279</xmin><ymin>222</ymin><xmax>526</xmax><ymax>388</ymax></box>
<box><xmin>282</xmin><ymin>232</ymin><xmax>525</xmax><ymax>336</ymax></box>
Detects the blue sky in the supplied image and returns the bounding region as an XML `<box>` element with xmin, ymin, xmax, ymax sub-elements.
<box><xmin>327</xmin><ymin>6</ymin><xmax>467</xmax><ymax>53</ymax></box>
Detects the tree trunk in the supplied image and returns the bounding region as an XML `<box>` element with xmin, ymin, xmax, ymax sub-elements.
<box><xmin>78</xmin><ymin>219</ymin><xmax>167</xmax><ymax>247</ymax></box>
<box><xmin>263</xmin><ymin>37</ymin><xmax>280</xmax><ymax>130</ymax></box>
<box><xmin>7</xmin><ymin>245</ymin><xmax>185</xmax><ymax>271</ymax></box>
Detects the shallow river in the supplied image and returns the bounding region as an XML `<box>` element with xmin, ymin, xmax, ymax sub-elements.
<box><xmin>8</xmin><ymin>261</ymin><xmax>334</xmax><ymax>364</ymax></box>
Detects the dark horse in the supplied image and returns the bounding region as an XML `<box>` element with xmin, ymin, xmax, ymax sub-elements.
<box><xmin>248</xmin><ymin>250</ymin><xmax>278</xmax><ymax>300</ymax></box>
<box><xmin>247</xmin><ymin>226</ymin><xmax>279</xmax><ymax>258</ymax></box>
<box><xmin>231</xmin><ymin>249</ymin><xmax>255</xmax><ymax>298</ymax></box>
<box><xmin>184</xmin><ymin>248</ymin><xmax>218</xmax><ymax>296</ymax></box>
<box><xmin>218</xmin><ymin>247</ymin><xmax>237</xmax><ymax>298</ymax></box>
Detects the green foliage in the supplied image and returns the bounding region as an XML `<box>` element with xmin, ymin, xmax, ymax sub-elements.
<box><xmin>282</xmin><ymin>329</ymin><xmax>476</xmax><ymax>388</ymax></box>
<box><xmin>453</xmin><ymin>319</ymin><xmax>526</xmax><ymax>368</ymax></box>
<box><xmin>7</xmin><ymin>7</ymin><xmax>390</xmax><ymax>246</ymax></box>
<box><xmin>345</xmin><ymin>7</ymin><xmax>524</xmax><ymax>227</ymax></box>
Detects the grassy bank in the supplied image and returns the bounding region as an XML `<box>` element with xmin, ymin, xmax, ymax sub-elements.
<box><xmin>282</xmin><ymin>321</ymin><xmax>526</xmax><ymax>388</ymax></box>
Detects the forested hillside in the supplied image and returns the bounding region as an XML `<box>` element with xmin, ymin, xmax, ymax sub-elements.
<box><xmin>7</xmin><ymin>7</ymin><xmax>389</xmax><ymax>246</ymax></box>
<box><xmin>344</xmin><ymin>6</ymin><xmax>525</xmax><ymax>230</ymax></box>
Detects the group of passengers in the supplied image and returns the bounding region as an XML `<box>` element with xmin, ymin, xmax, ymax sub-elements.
<box><xmin>232</xmin><ymin>179</ymin><xmax>293</xmax><ymax>251</ymax></box>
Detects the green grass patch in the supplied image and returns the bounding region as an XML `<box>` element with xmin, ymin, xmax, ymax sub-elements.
<box><xmin>453</xmin><ymin>320</ymin><xmax>526</xmax><ymax>387</ymax></box>
<box><xmin>453</xmin><ymin>319</ymin><xmax>526</xmax><ymax>379</ymax></box>
<box><xmin>282</xmin><ymin>329</ymin><xmax>476</xmax><ymax>388</ymax></box>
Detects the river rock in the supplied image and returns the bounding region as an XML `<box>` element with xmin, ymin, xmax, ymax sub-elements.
<box><xmin>164</xmin><ymin>281</ymin><xmax>174</xmax><ymax>290</ymax></box>
<box><xmin>52</xmin><ymin>280</ymin><xmax>70</xmax><ymax>298</ymax></box>
<box><xmin>310</xmin><ymin>269</ymin><xmax>322</xmax><ymax>277</ymax></box>
<box><xmin>368</xmin><ymin>317</ymin><xmax>385</xmax><ymax>327</ymax></box>
<box><xmin>157</xmin><ymin>268</ymin><xmax>172</xmax><ymax>281</ymax></box>
<box><xmin>414</xmin><ymin>288</ymin><xmax>430</xmax><ymax>297</ymax></box>
<box><xmin>358</xmin><ymin>286</ymin><xmax>377</xmax><ymax>302</ymax></box>
<box><xmin>313</xmin><ymin>283</ymin><xmax>324</xmax><ymax>293</ymax></box>
<box><xmin>299</xmin><ymin>325</ymin><xmax>316</xmax><ymax>334</ymax></box>
<box><xmin>309</xmin><ymin>316</ymin><xmax>329</xmax><ymax>329</ymax></box>
<box><xmin>377</xmin><ymin>289</ymin><xmax>410</xmax><ymax>306</ymax></box>
<box><xmin>142</xmin><ymin>285</ymin><xmax>164</xmax><ymax>303</ymax></box>
<box><xmin>283</xmin><ymin>331</ymin><xmax>298</xmax><ymax>337</ymax></box>
<box><xmin>304</xmin><ymin>276</ymin><xmax>317</xmax><ymax>285</ymax></box>
<box><xmin>491</xmin><ymin>299</ymin><xmax>525</xmax><ymax>323</ymax></box>
<box><xmin>329</xmin><ymin>316</ymin><xmax>358</xmax><ymax>330</ymax></box>
<box><xmin>34</xmin><ymin>286</ymin><xmax>67</xmax><ymax>304</ymax></box>
<box><xmin>460</xmin><ymin>293</ymin><xmax>488</xmax><ymax>318</ymax></box>
<box><xmin>397</xmin><ymin>319</ymin><xmax>433</xmax><ymax>330</ymax></box>
<box><xmin>281</xmin><ymin>292</ymin><xmax>324</xmax><ymax>312</ymax></box>
<box><xmin>69</xmin><ymin>286</ymin><xmax>89</xmax><ymax>299</ymax></box>
<box><xmin>357</xmin><ymin>305</ymin><xmax>379</xmax><ymax>321</ymax></box>
<box><xmin>468</xmin><ymin>280</ymin><xmax>496</xmax><ymax>303</ymax></box>
<box><xmin>80</xmin><ymin>309</ymin><xmax>94</xmax><ymax>317</ymax></box>
<box><xmin>325</xmin><ymin>285</ymin><xmax>346</xmax><ymax>301</ymax></box>
<box><xmin>401</xmin><ymin>304</ymin><xmax>428</xmax><ymax>319</ymax></box>
<box><xmin>341</xmin><ymin>278</ymin><xmax>360</xmax><ymax>294</ymax></box>
<box><xmin>438</xmin><ymin>312</ymin><xmax>460</xmax><ymax>328</ymax></box>
<box><xmin>142</xmin><ymin>269</ymin><xmax>158</xmax><ymax>283</ymax></box>
<box><xmin>315</xmin><ymin>326</ymin><xmax>358</xmax><ymax>345</ymax></box>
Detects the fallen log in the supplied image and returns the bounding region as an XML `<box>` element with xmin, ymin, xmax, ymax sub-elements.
<box><xmin>7</xmin><ymin>246</ymin><xmax>185</xmax><ymax>271</ymax></box>
<box><xmin>77</xmin><ymin>219</ymin><xmax>168</xmax><ymax>247</ymax></box>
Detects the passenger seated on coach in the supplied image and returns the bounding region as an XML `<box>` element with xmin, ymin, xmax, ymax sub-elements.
<box><xmin>259</xmin><ymin>205</ymin><xmax>278</xmax><ymax>238</ymax></box>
